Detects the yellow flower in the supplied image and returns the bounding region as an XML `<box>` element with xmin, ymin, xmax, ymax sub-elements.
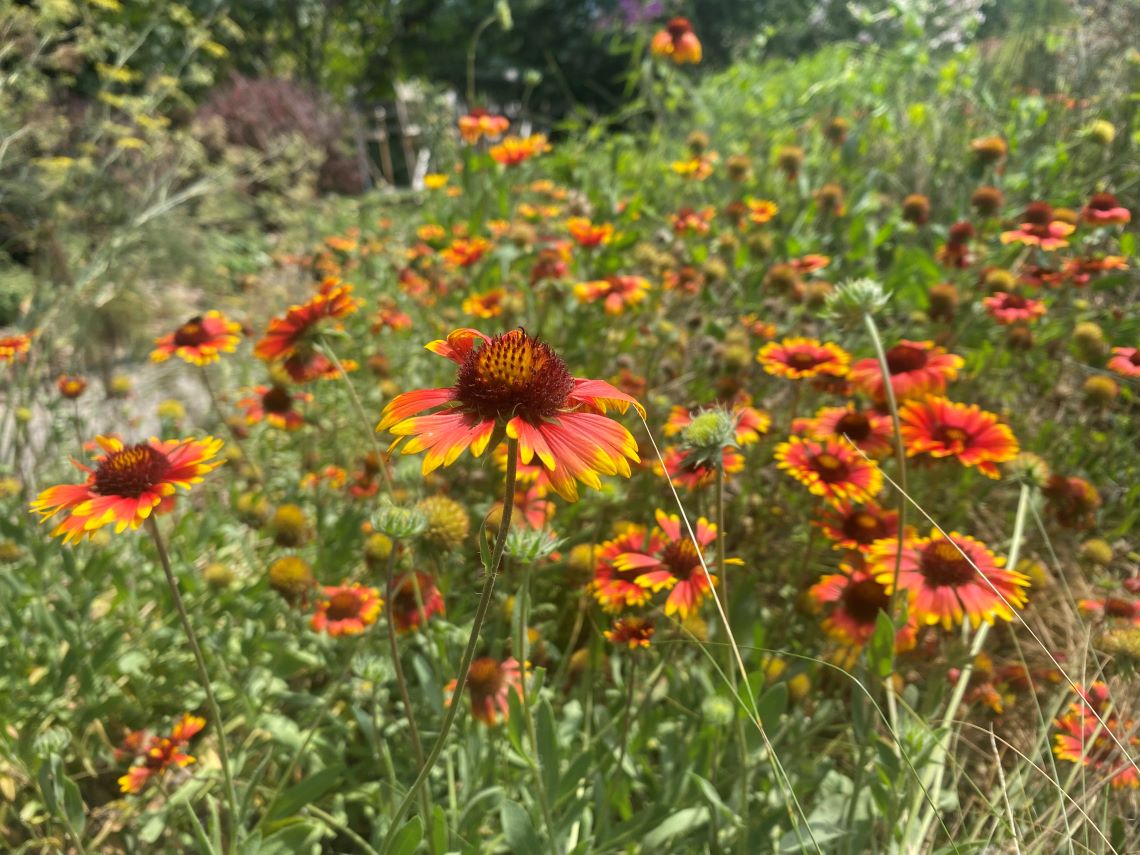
<box><xmin>424</xmin><ymin>173</ymin><xmax>449</xmax><ymax>189</ymax></box>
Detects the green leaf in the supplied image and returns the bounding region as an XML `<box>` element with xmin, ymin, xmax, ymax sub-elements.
<box><xmin>500</xmin><ymin>798</ymin><xmax>542</xmax><ymax>854</ymax></box>
<box><xmin>642</xmin><ymin>806</ymin><xmax>710</xmax><ymax>849</ymax></box>
<box><xmin>1120</xmin><ymin>231</ymin><xmax>1135</xmax><ymax>257</ymax></box>
<box><xmin>867</xmin><ymin>610</ymin><xmax>896</xmax><ymax>679</ymax></box>
<box><xmin>266</xmin><ymin>765</ymin><xmax>344</xmax><ymax>821</ymax></box>
<box><xmin>430</xmin><ymin>804</ymin><xmax>448</xmax><ymax>853</ymax></box>
<box><xmin>258</xmin><ymin>819</ymin><xmax>325</xmax><ymax>854</ymax></box>
<box><xmin>389</xmin><ymin>815</ymin><xmax>423</xmax><ymax>855</ymax></box>
<box><xmin>755</xmin><ymin>682</ymin><xmax>787</xmax><ymax>726</ymax></box>
<box><xmin>536</xmin><ymin>697</ymin><xmax>560</xmax><ymax>797</ymax></box>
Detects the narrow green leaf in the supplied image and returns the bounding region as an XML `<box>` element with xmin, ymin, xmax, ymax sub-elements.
<box><xmin>642</xmin><ymin>806</ymin><xmax>709</xmax><ymax>849</ymax></box>
<box><xmin>430</xmin><ymin>804</ymin><xmax>447</xmax><ymax>853</ymax></box>
<box><xmin>755</xmin><ymin>682</ymin><xmax>787</xmax><ymax>726</ymax></box>
<box><xmin>266</xmin><ymin>765</ymin><xmax>344</xmax><ymax>821</ymax></box>
<box><xmin>537</xmin><ymin>697</ymin><xmax>560</xmax><ymax>797</ymax></box>
<box><xmin>867</xmin><ymin>610</ymin><xmax>896</xmax><ymax>679</ymax></box>
<box><xmin>500</xmin><ymin>799</ymin><xmax>542</xmax><ymax>855</ymax></box>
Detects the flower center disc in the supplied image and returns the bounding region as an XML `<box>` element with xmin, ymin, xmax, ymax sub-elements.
<box><xmin>661</xmin><ymin>538</ymin><xmax>700</xmax><ymax>577</ymax></box>
<box><xmin>173</xmin><ymin>317</ymin><xmax>211</xmax><ymax>347</ymax></box>
<box><xmin>788</xmin><ymin>352</ymin><xmax>822</xmax><ymax>370</ymax></box>
<box><xmin>326</xmin><ymin>591</ymin><xmax>361</xmax><ymax>621</ymax></box>
<box><xmin>93</xmin><ymin>444</ymin><xmax>172</xmax><ymax>498</ymax></box>
<box><xmin>919</xmin><ymin>541</ymin><xmax>975</xmax><ymax>587</ymax></box>
<box><xmin>813</xmin><ymin>453</ymin><xmax>849</xmax><ymax>482</ymax></box>
<box><xmin>1003</xmin><ymin>295</ymin><xmax>1027</xmax><ymax>309</ymax></box>
<box><xmin>836</xmin><ymin>412</ymin><xmax>871</xmax><ymax>441</ymax></box>
<box><xmin>844</xmin><ymin>512</ymin><xmax>886</xmax><ymax>544</ymax></box>
<box><xmin>936</xmin><ymin>426</ymin><xmax>969</xmax><ymax>445</ymax></box>
<box><xmin>467</xmin><ymin>657</ymin><xmax>504</xmax><ymax>696</ymax></box>
<box><xmin>454</xmin><ymin>330</ymin><xmax>574</xmax><ymax>422</ymax></box>
<box><xmin>843</xmin><ymin>578</ymin><xmax>890</xmax><ymax>623</ymax></box>
<box><xmin>886</xmin><ymin>344</ymin><xmax>927</xmax><ymax>374</ymax></box>
<box><xmin>262</xmin><ymin>385</ymin><xmax>294</xmax><ymax>414</ymax></box>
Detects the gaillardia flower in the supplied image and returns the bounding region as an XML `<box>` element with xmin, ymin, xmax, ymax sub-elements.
<box><xmin>848</xmin><ymin>339</ymin><xmax>963</xmax><ymax>402</ymax></box>
<box><xmin>1080</xmin><ymin>192</ymin><xmax>1130</xmax><ymax>226</ymax></box>
<box><xmin>389</xmin><ymin>571</ymin><xmax>446</xmax><ymax>633</ymax></box>
<box><xmin>254</xmin><ymin>279</ymin><xmax>362</xmax><ymax>382</ymax></box>
<box><xmin>31</xmin><ymin>435</ymin><xmax>224</xmax><ymax>543</ymax></box>
<box><xmin>814</xmin><ymin>499</ymin><xmax>900</xmax><ymax>553</ymax></box>
<box><xmin>809</xmin><ymin>563</ymin><xmax>916</xmax><ymax>650</ymax></box>
<box><xmin>983</xmin><ymin>292</ymin><xmax>1046</xmax><ymax>325</ymax></box>
<box><xmin>458</xmin><ymin>108</ymin><xmax>509</xmax><ymax>144</ymax></box>
<box><xmin>573</xmin><ymin>276</ymin><xmax>650</xmax><ymax>314</ymax></box>
<box><xmin>899</xmin><ymin>396</ymin><xmax>1019</xmax><ymax>478</ymax></box>
<box><xmin>869</xmin><ymin>530</ymin><xmax>1029</xmax><ymax>629</ymax></box>
<box><xmin>650</xmin><ymin>17</ymin><xmax>702</xmax><ymax>64</ymax></box>
<box><xmin>0</xmin><ymin>330</ymin><xmax>33</xmax><ymax>364</ymax></box>
<box><xmin>591</xmin><ymin>524</ymin><xmax>661</xmax><ymax>612</ymax></box>
<box><xmin>757</xmin><ymin>337</ymin><xmax>850</xmax><ymax>380</ymax></box>
<box><xmin>377</xmin><ymin>328</ymin><xmax>644</xmax><ymax>501</ymax></box>
<box><xmin>1053</xmin><ymin>682</ymin><xmax>1139</xmax><ymax>789</ymax></box>
<box><xmin>448</xmin><ymin>656</ymin><xmax>524</xmax><ymax>725</ymax></box>
<box><xmin>796</xmin><ymin>404</ymin><xmax>893</xmax><ymax>458</ymax></box>
<box><xmin>774</xmin><ymin>436</ymin><xmax>883</xmax><ymax>506</ymax></box>
<box><xmin>605</xmin><ymin>616</ymin><xmax>655</xmax><ymax>649</ymax></box>
<box><xmin>118</xmin><ymin>713</ymin><xmax>205</xmax><ymax>794</ymax></box>
<box><xmin>311</xmin><ymin>583</ymin><xmax>383</xmax><ymax>636</ymax></box>
<box><xmin>611</xmin><ymin>510</ymin><xmax>735</xmax><ymax>619</ymax></box>
<box><xmin>1000</xmin><ymin>202</ymin><xmax>1074</xmax><ymax>250</ymax></box>
<box><xmin>1107</xmin><ymin>347</ymin><xmax>1140</xmax><ymax>379</ymax></box>
<box><xmin>151</xmin><ymin>311</ymin><xmax>241</xmax><ymax>366</ymax></box>
<box><xmin>489</xmin><ymin>135</ymin><xmax>550</xmax><ymax>166</ymax></box>
<box><xmin>238</xmin><ymin>384</ymin><xmax>311</xmax><ymax>431</ymax></box>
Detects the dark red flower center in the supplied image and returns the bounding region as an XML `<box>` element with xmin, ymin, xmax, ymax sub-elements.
<box><xmin>262</xmin><ymin>385</ymin><xmax>294</xmax><ymax>414</ymax></box>
<box><xmin>661</xmin><ymin>537</ymin><xmax>701</xmax><ymax>578</ymax></box>
<box><xmin>835</xmin><ymin>411</ymin><xmax>871</xmax><ymax>441</ymax></box>
<box><xmin>919</xmin><ymin>540</ymin><xmax>975</xmax><ymax>588</ymax></box>
<box><xmin>93</xmin><ymin>444</ymin><xmax>172</xmax><ymax>498</ymax></box>
<box><xmin>843</xmin><ymin>511</ymin><xmax>888</xmax><ymax>544</ymax></box>
<box><xmin>326</xmin><ymin>591</ymin><xmax>362</xmax><ymax>621</ymax></box>
<box><xmin>454</xmin><ymin>330</ymin><xmax>574</xmax><ymax>422</ymax></box>
<box><xmin>842</xmin><ymin>577</ymin><xmax>890</xmax><ymax>623</ymax></box>
<box><xmin>467</xmin><ymin>657</ymin><xmax>504</xmax><ymax>698</ymax></box>
<box><xmin>1023</xmin><ymin>202</ymin><xmax>1053</xmax><ymax>226</ymax></box>
<box><xmin>173</xmin><ymin>317</ymin><xmax>212</xmax><ymax>347</ymax></box>
<box><xmin>788</xmin><ymin>351</ymin><xmax>824</xmax><ymax>370</ymax></box>
<box><xmin>812</xmin><ymin>452</ymin><xmax>850</xmax><ymax>482</ymax></box>
<box><xmin>1129</xmin><ymin>351</ymin><xmax>1140</xmax><ymax>367</ymax></box>
<box><xmin>666</xmin><ymin>17</ymin><xmax>692</xmax><ymax>37</ymax></box>
<box><xmin>934</xmin><ymin>426</ymin><xmax>970</xmax><ymax>446</ymax></box>
<box><xmin>1103</xmin><ymin>598</ymin><xmax>1137</xmax><ymax>619</ymax></box>
<box><xmin>949</xmin><ymin>221</ymin><xmax>977</xmax><ymax>242</ymax></box>
<box><xmin>886</xmin><ymin>344</ymin><xmax>928</xmax><ymax>374</ymax></box>
<box><xmin>1000</xmin><ymin>294</ymin><xmax>1028</xmax><ymax>309</ymax></box>
<box><xmin>1088</xmin><ymin>193</ymin><xmax>1118</xmax><ymax>212</ymax></box>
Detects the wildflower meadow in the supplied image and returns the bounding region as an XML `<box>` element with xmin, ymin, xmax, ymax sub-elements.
<box><xmin>1</xmin><ymin>2</ymin><xmax>1138</xmax><ymax>853</ymax></box>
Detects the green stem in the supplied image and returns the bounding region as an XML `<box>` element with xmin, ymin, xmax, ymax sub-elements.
<box><xmin>516</xmin><ymin>563</ymin><xmax>559</xmax><ymax>853</ymax></box>
<box><xmin>616</xmin><ymin>657</ymin><xmax>637</xmax><ymax>774</ymax></box>
<box><xmin>146</xmin><ymin>518</ymin><xmax>239</xmax><ymax>852</ymax></box>
<box><xmin>383</xmin><ymin>545</ymin><xmax>434</xmax><ymax>847</ymax></box>
<box><xmin>320</xmin><ymin>338</ymin><xmax>394</xmax><ymax>494</ymax></box>
<box><xmin>377</xmin><ymin>438</ymin><xmax>519</xmax><ymax>855</ymax></box>
<box><xmin>200</xmin><ymin>366</ymin><xmax>261</xmax><ymax>486</ymax></box>
<box><xmin>863</xmin><ymin>312</ymin><xmax>907</xmax><ymax>745</ymax></box>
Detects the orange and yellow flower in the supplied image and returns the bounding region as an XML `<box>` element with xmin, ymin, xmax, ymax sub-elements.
<box><xmin>610</xmin><ymin>510</ymin><xmax>732</xmax><ymax>619</ymax></box>
<box><xmin>57</xmin><ymin>375</ymin><xmax>88</xmax><ymax>399</ymax></box>
<box><xmin>869</xmin><ymin>530</ymin><xmax>1029</xmax><ymax>629</ymax></box>
<box><xmin>774</xmin><ymin>436</ymin><xmax>883</xmax><ymax>506</ymax></box>
<box><xmin>848</xmin><ymin>339</ymin><xmax>962</xmax><ymax>402</ymax></box>
<box><xmin>458</xmin><ymin>108</ymin><xmax>509</xmax><ymax>144</ymax></box>
<box><xmin>670</xmin><ymin>206</ymin><xmax>715</xmax><ymax>236</ymax></box>
<box><xmin>30</xmin><ymin>435</ymin><xmax>224</xmax><ymax>543</ymax></box>
<box><xmin>0</xmin><ymin>330</ymin><xmax>33</xmax><ymax>364</ymax></box>
<box><xmin>1000</xmin><ymin>202</ymin><xmax>1075</xmax><ymax>250</ymax></box>
<box><xmin>388</xmin><ymin>571</ymin><xmax>446</xmax><ymax>633</ymax></box>
<box><xmin>757</xmin><ymin>337</ymin><xmax>850</xmax><ymax>380</ymax></box>
<box><xmin>795</xmin><ymin>403</ymin><xmax>893</xmax><ymax>458</ymax></box>
<box><xmin>118</xmin><ymin>713</ymin><xmax>205</xmax><ymax>794</ymax></box>
<box><xmin>565</xmin><ymin>217</ymin><xmax>614</xmax><ymax>248</ymax></box>
<box><xmin>489</xmin><ymin>135</ymin><xmax>550</xmax><ymax>166</ymax></box>
<box><xmin>656</xmin><ymin>444</ymin><xmax>745</xmax><ymax>491</ymax></box>
<box><xmin>447</xmin><ymin>656</ymin><xmax>523</xmax><ymax>725</ymax></box>
<box><xmin>377</xmin><ymin>328</ymin><xmax>645</xmax><ymax>501</ymax></box>
<box><xmin>604</xmin><ymin>616</ymin><xmax>655</xmax><ymax>649</ymax></box>
<box><xmin>745</xmin><ymin>198</ymin><xmax>779</xmax><ymax>225</ymax></box>
<box><xmin>573</xmin><ymin>276</ymin><xmax>649</xmax><ymax>314</ymax></box>
<box><xmin>462</xmin><ymin>287</ymin><xmax>509</xmax><ymax>318</ymax></box>
<box><xmin>814</xmin><ymin>499</ymin><xmax>900</xmax><ymax>553</ymax></box>
<box><xmin>254</xmin><ymin>278</ymin><xmax>362</xmax><ymax>382</ymax></box>
<box><xmin>237</xmin><ymin>384</ymin><xmax>311</xmax><ymax>430</ymax></box>
<box><xmin>809</xmin><ymin>563</ymin><xmax>916</xmax><ymax>650</ymax></box>
<box><xmin>650</xmin><ymin>17</ymin><xmax>702</xmax><ymax>64</ymax></box>
<box><xmin>311</xmin><ymin>583</ymin><xmax>382</xmax><ymax>636</ymax></box>
<box><xmin>898</xmin><ymin>396</ymin><xmax>1019</xmax><ymax>479</ymax></box>
<box><xmin>1053</xmin><ymin>682</ymin><xmax>1139</xmax><ymax>789</ymax></box>
<box><xmin>151</xmin><ymin>311</ymin><xmax>241</xmax><ymax>366</ymax></box>
<box><xmin>442</xmin><ymin>237</ymin><xmax>493</xmax><ymax>268</ymax></box>
<box><xmin>591</xmin><ymin>524</ymin><xmax>662</xmax><ymax>612</ymax></box>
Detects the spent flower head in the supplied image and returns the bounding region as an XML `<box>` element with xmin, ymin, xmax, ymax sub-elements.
<box><xmin>373</xmin><ymin>504</ymin><xmax>429</xmax><ymax>540</ymax></box>
<box><xmin>680</xmin><ymin>407</ymin><xmax>738</xmax><ymax>469</ymax></box>
<box><xmin>823</xmin><ymin>278</ymin><xmax>890</xmax><ymax>326</ymax></box>
<box><xmin>504</xmin><ymin>527</ymin><xmax>561</xmax><ymax>562</ymax></box>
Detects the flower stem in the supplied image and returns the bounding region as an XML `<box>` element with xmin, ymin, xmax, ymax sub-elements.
<box><xmin>862</xmin><ymin>311</ymin><xmax>907</xmax><ymax>746</ymax></box>
<box><xmin>377</xmin><ymin>438</ymin><xmax>519</xmax><ymax>855</ymax></box>
<box><xmin>383</xmin><ymin>546</ymin><xmax>434</xmax><ymax>848</ymax></box>
<box><xmin>200</xmin><ymin>367</ymin><xmax>261</xmax><ymax>486</ymax></box>
<box><xmin>146</xmin><ymin>517</ymin><xmax>239</xmax><ymax>850</ymax></box>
